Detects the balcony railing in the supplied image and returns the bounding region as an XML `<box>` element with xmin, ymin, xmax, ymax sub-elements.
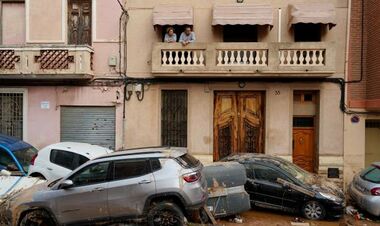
<box><xmin>152</xmin><ymin>42</ymin><xmax>335</xmax><ymax>76</ymax></box>
<box><xmin>0</xmin><ymin>45</ymin><xmax>93</xmax><ymax>79</ymax></box>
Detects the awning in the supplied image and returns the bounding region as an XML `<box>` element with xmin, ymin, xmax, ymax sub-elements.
<box><xmin>153</xmin><ymin>5</ymin><xmax>193</xmax><ymax>26</ymax></box>
<box><xmin>212</xmin><ymin>4</ymin><xmax>274</xmax><ymax>27</ymax></box>
<box><xmin>289</xmin><ymin>3</ymin><xmax>336</xmax><ymax>29</ymax></box>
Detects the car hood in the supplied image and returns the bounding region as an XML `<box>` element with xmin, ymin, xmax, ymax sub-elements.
<box><xmin>307</xmin><ymin>176</ymin><xmax>344</xmax><ymax>198</ymax></box>
<box><xmin>0</xmin><ymin>176</ymin><xmax>47</xmax><ymax>225</ymax></box>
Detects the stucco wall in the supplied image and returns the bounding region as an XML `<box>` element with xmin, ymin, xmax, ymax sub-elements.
<box><xmin>125</xmin><ymin>0</ymin><xmax>348</xmax><ymax>77</ymax></box>
<box><xmin>125</xmin><ymin>82</ymin><xmax>344</xmax><ymax>160</ymax></box>
<box><xmin>25</xmin><ymin>86</ymin><xmax>124</xmax><ymax>150</ymax></box>
<box><xmin>2</xmin><ymin>2</ymin><xmax>25</xmax><ymax>45</ymax></box>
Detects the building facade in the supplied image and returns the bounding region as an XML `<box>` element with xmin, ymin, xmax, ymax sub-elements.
<box><xmin>124</xmin><ymin>0</ymin><xmax>349</xmax><ymax>178</ymax></box>
<box><xmin>344</xmin><ymin>0</ymin><xmax>380</xmax><ymax>184</ymax></box>
<box><xmin>0</xmin><ymin>0</ymin><xmax>125</xmax><ymax>150</ymax></box>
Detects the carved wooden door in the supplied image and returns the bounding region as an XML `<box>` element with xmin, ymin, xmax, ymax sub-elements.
<box><xmin>214</xmin><ymin>92</ymin><xmax>264</xmax><ymax>161</ymax></box>
<box><xmin>237</xmin><ymin>92</ymin><xmax>264</xmax><ymax>154</ymax></box>
<box><xmin>68</xmin><ymin>0</ymin><xmax>92</xmax><ymax>45</ymax></box>
<box><xmin>293</xmin><ymin>128</ymin><xmax>315</xmax><ymax>172</ymax></box>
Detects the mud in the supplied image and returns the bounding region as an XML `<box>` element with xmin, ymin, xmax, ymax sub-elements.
<box><xmin>218</xmin><ymin>209</ymin><xmax>380</xmax><ymax>226</ymax></box>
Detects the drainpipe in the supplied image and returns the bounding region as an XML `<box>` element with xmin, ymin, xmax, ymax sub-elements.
<box><xmin>278</xmin><ymin>8</ymin><xmax>282</xmax><ymax>42</ymax></box>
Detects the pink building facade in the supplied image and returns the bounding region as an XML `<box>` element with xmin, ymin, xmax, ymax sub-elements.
<box><xmin>0</xmin><ymin>0</ymin><xmax>125</xmax><ymax>150</ymax></box>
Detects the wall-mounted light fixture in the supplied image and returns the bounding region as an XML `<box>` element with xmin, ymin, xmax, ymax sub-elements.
<box><xmin>237</xmin><ymin>0</ymin><xmax>244</xmax><ymax>3</ymax></box>
<box><xmin>124</xmin><ymin>83</ymin><xmax>145</xmax><ymax>101</ymax></box>
<box><xmin>135</xmin><ymin>83</ymin><xmax>144</xmax><ymax>101</ymax></box>
<box><xmin>125</xmin><ymin>83</ymin><xmax>133</xmax><ymax>101</ymax></box>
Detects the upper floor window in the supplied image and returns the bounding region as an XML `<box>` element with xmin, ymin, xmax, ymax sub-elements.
<box><xmin>1</xmin><ymin>1</ymin><xmax>25</xmax><ymax>45</ymax></box>
<box><xmin>223</xmin><ymin>25</ymin><xmax>258</xmax><ymax>42</ymax></box>
<box><xmin>294</xmin><ymin>24</ymin><xmax>321</xmax><ymax>42</ymax></box>
<box><xmin>68</xmin><ymin>0</ymin><xmax>92</xmax><ymax>45</ymax></box>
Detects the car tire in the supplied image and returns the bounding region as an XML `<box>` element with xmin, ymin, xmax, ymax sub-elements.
<box><xmin>302</xmin><ymin>201</ymin><xmax>326</xmax><ymax>220</ymax></box>
<box><xmin>147</xmin><ymin>201</ymin><xmax>185</xmax><ymax>226</ymax></box>
<box><xmin>19</xmin><ymin>209</ymin><xmax>55</xmax><ymax>226</ymax></box>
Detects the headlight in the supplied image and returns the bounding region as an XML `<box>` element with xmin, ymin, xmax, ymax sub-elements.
<box><xmin>319</xmin><ymin>192</ymin><xmax>342</xmax><ymax>203</ymax></box>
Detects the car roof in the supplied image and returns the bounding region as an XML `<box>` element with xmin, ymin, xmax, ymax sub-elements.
<box><xmin>96</xmin><ymin>146</ymin><xmax>187</xmax><ymax>160</ymax></box>
<box><xmin>0</xmin><ymin>133</ymin><xmax>33</xmax><ymax>152</ymax></box>
<box><xmin>372</xmin><ymin>162</ymin><xmax>380</xmax><ymax>168</ymax></box>
<box><xmin>43</xmin><ymin>142</ymin><xmax>113</xmax><ymax>159</ymax></box>
<box><xmin>223</xmin><ymin>153</ymin><xmax>288</xmax><ymax>167</ymax></box>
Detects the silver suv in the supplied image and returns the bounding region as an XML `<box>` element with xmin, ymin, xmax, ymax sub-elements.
<box><xmin>11</xmin><ymin>147</ymin><xmax>207</xmax><ymax>226</ymax></box>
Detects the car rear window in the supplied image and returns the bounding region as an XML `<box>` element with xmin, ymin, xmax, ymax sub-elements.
<box><xmin>361</xmin><ymin>166</ymin><xmax>380</xmax><ymax>183</ymax></box>
<box><xmin>176</xmin><ymin>153</ymin><xmax>200</xmax><ymax>168</ymax></box>
<box><xmin>13</xmin><ymin>147</ymin><xmax>38</xmax><ymax>173</ymax></box>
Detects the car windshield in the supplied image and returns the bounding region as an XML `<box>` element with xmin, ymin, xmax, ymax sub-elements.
<box><xmin>277</xmin><ymin>159</ymin><xmax>314</xmax><ymax>184</ymax></box>
<box><xmin>13</xmin><ymin>147</ymin><xmax>38</xmax><ymax>173</ymax></box>
<box><xmin>361</xmin><ymin>165</ymin><xmax>380</xmax><ymax>183</ymax></box>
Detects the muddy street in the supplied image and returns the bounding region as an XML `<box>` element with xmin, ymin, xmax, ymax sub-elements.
<box><xmin>217</xmin><ymin>209</ymin><xmax>380</xmax><ymax>226</ymax></box>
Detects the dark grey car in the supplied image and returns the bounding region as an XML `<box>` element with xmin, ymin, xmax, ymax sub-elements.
<box><xmin>9</xmin><ymin>147</ymin><xmax>208</xmax><ymax>226</ymax></box>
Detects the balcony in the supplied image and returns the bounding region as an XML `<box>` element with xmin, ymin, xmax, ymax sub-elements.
<box><xmin>152</xmin><ymin>42</ymin><xmax>335</xmax><ymax>77</ymax></box>
<box><xmin>0</xmin><ymin>45</ymin><xmax>93</xmax><ymax>80</ymax></box>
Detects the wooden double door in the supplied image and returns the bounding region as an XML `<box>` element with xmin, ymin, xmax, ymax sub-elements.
<box><xmin>214</xmin><ymin>92</ymin><xmax>264</xmax><ymax>160</ymax></box>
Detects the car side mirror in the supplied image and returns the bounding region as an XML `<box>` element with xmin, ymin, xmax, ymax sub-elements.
<box><xmin>60</xmin><ymin>180</ymin><xmax>74</xmax><ymax>189</ymax></box>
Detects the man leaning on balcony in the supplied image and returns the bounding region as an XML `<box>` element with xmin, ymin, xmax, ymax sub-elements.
<box><xmin>179</xmin><ymin>26</ymin><xmax>196</xmax><ymax>46</ymax></box>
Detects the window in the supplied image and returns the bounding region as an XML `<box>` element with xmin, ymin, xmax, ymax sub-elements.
<box><xmin>161</xmin><ymin>90</ymin><xmax>188</xmax><ymax>147</ymax></box>
<box><xmin>361</xmin><ymin>166</ymin><xmax>380</xmax><ymax>183</ymax></box>
<box><xmin>1</xmin><ymin>2</ymin><xmax>25</xmax><ymax>45</ymax></box>
<box><xmin>176</xmin><ymin>153</ymin><xmax>200</xmax><ymax>168</ymax></box>
<box><xmin>150</xmin><ymin>158</ymin><xmax>161</xmax><ymax>172</ymax></box>
<box><xmin>68</xmin><ymin>0</ymin><xmax>92</xmax><ymax>45</ymax></box>
<box><xmin>294</xmin><ymin>24</ymin><xmax>321</xmax><ymax>42</ymax></box>
<box><xmin>0</xmin><ymin>93</ymin><xmax>24</xmax><ymax>139</ymax></box>
<box><xmin>50</xmin><ymin>150</ymin><xmax>76</xmax><ymax>170</ymax></box>
<box><xmin>113</xmin><ymin>159</ymin><xmax>150</xmax><ymax>180</ymax></box>
<box><xmin>13</xmin><ymin>147</ymin><xmax>38</xmax><ymax>172</ymax></box>
<box><xmin>252</xmin><ymin>164</ymin><xmax>289</xmax><ymax>183</ymax></box>
<box><xmin>223</xmin><ymin>25</ymin><xmax>258</xmax><ymax>42</ymax></box>
<box><xmin>70</xmin><ymin>162</ymin><xmax>110</xmax><ymax>187</ymax></box>
<box><xmin>0</xmin><ymin>149</ymin><xmax>17</xmax><ymax>171</ymax></box>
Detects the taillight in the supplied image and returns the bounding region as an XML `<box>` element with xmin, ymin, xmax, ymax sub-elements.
<box><xmin>183</xmin><ymin>172</ymin><xmax>201</xmax><ymax>183</ymax></box>
<box><xmin>370</xmin><ymin>187</ymin><xmax>380</xmax><ymax>196</ymax></box>
<box><xmin>30</xmin><ymin>154</ymin><xmax>38</xmax><ymax>165</ymax></box>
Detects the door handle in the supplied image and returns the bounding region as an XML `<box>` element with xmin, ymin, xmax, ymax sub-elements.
<box><xmin>138</xmin><ymin>180</ymin><xmax>152</xmax><ymax>184</ymax></box>
<box><xmin>47</xmin><ymin>167</ymin><xmax>52</xmax><ymax>171</ymax></box>
<box><xmin>91</xmin><ymin>187</ymin><xmax>105</xmax><ymax>192</ymax></box>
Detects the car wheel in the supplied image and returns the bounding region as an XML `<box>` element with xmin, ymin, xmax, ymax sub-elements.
<box><xmin>147</xmin><ymin>201</ymin><xmax>185</xmax><ymax>226</ymax></box>
<box><xmin>302</xmin><ymin>201</ymin><xmax>326</xmax><ymax>220</ymax></box>
<box><xmin>19</xmin><ymin>210</ymin><xmax>55</xmax><ymax>226</ymax></box>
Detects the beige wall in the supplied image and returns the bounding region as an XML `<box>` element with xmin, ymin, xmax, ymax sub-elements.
<box><xmin>125</xmin><ymin>0</ymin><xmax>348</xmax><ymax>77</ymax></box>
<box><xmin>125</xmin><ymin>82</ymin><xmax>344</xmax><ymax>163</ymax></box>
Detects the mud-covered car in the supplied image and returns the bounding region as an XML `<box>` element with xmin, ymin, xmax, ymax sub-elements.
<box><xmin>6</xmin><ymin>147</ymin><xmax>207</xmax><ymax>226</ymax></box>
<box><xmin>348</xmin><ymin>162</ymin><xmax>380</xmax><ymax>217</ymax></box>
<box><xmin>222</xmin><ymin>153</ymin><xmax>345</xmax><ymax>220</ymax></box>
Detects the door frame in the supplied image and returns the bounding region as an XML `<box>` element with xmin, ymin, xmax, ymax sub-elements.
<box><xmin>213</xmin><ymin>91</ymin><xmax>265</xmax><ymax>161</ymax></box>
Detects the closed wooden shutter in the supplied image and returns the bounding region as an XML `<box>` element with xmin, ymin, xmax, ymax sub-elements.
<box><xmin>68</xmin><ymin>0</ymin><xmax>92</xmax><ymax>45</ymax></box>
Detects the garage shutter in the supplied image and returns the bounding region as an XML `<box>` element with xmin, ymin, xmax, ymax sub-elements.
<box><xmin>61</xmin><ymin>107</ymin><xmax>115</xmax><ymax>150</ymax></box>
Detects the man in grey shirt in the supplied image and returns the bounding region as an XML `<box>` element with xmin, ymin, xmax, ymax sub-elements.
<box><xmin>179</xmin><ymin>26</ymin><xmax>196</xmax><ymax>46</ymax></box>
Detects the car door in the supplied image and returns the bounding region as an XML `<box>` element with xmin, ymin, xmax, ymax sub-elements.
<box><xmin>107</xmin><ymin>158</ymin><xmax>156</xmax><ymax>218</ymax></box>
<box><xmin>47</xmin><ymin>149</ymin><xmax>76</xmax><ymax>180</ymax></box>
<box><xmin>244</xmin><ymin>164</ymin><xmax>286</xmax><ymax>210</ymax></box>
<box><xmin>52</xmin><ymin>161</ymin><xmax>110</xmax><ymax>224</ymax></box>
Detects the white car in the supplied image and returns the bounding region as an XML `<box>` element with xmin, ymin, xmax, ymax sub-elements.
<box><xmin>28</xmin><ymin>142</ymin><xmax>113</xmax><ymax>181</ymax></box>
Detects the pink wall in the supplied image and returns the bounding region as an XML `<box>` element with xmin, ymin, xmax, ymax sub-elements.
<box><xmin>2</xmin><ymin>3</ymin><xmax>25</xmax><ymax>45</ymax></box>
<box><xmin>27</xmin><ymin>86</ymin><xmax>124</xmax><ymax>150</ymax></box>
<box><xmin>96</xmin><ymin>0</ymin><xmax>121</xmax><ymax>40</ymax></box>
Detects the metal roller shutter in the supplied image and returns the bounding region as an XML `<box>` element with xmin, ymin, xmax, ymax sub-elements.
<box><xmin>61</xmin><ymin>106</ymin><xmax>115</xmax><ymax>150</ymax></box>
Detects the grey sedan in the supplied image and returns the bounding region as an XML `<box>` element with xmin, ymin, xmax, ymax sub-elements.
<box><xmin>349</xmin><ymin>162</ymin><xmax>380</xmax><ymax>216</ymax></box>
